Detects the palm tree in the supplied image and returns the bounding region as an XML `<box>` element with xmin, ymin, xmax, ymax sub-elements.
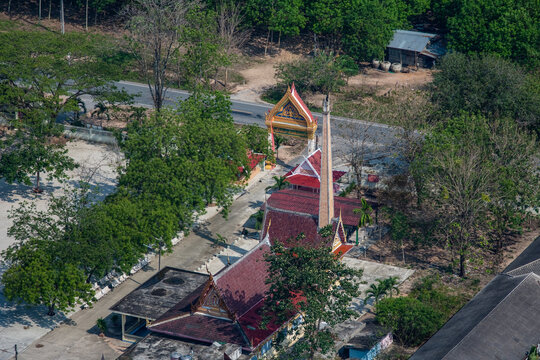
<box><xmin>93</xmin><ymin>102</ymin><xmax>110</xmax><ymax>128</ymax></box>
<box><xmin>382</xmin><ymin>276</ymin><xmax>400</xmax><ymax>297</ymax></box>
<box><xmin>364</xmin><ymin>280</ymin><xmax>388</xmax><ymax>305</ymax></box>
<box><xmin>250</xmin><ymin>210</ymin><xmax>264</xmax><ymax>230</ymax></box>
<box><xmin>353</xmin><ymin>198</ymin><xmax>373</xmax><ymax>246</ymax></box>
<box><xmin>274</xmin><ymin>134</ymin><xmax>285</xmax><ymax>160</ymax></box>
<box><xmin>266</xmin><ymin>175</ymin><xmax>290</xmax><ymax>192</ymax></box>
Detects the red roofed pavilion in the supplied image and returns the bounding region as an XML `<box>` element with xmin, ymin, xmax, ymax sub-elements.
<box><xmin>284</xmin><ymin>148</ymin><xmax>346</xmax><ymax>193</ymax></box>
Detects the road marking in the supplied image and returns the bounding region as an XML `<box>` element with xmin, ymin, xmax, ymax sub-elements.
<box><xmin>231</xmin><ymin>109</ymin><xmax>253</xmax><ymax>115</ymax></box>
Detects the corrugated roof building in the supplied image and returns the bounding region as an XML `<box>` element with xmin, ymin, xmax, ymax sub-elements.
<box><xmin>386</xmin><ymin>30</ymin><xmax>446</xmax><ymax>68</ymax></box>
<box><xmin>411</xmin><ymin>236</ymin><xmax>540</xmax><ymax>360</ymax></box>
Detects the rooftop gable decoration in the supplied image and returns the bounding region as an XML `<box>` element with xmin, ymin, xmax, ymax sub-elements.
<box><xmin>284</xmin><ymin>149</ymin><xmax>346</xmax><ymax>191</ymax></box>
<box><xmin>266</xmin><ymin>83</ymin><xmax>317</xmax><ymax>153</ymax></box>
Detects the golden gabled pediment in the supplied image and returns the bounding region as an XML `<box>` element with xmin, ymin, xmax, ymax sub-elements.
<box><xmin>266</xmin><ymin>85</ymin><xmax>317</xmax><ymax>139</ymax></box>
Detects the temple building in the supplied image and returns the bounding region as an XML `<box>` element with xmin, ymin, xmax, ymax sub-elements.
<box><xmin>262</xmin><ymin>96</ymin><xmax>362</xmax><ymax>255</ymax></box>
<box><xmin>284</xmin><ymin>148</ymin><xmax>346</xmax><ymax>193</ymax></box>
<box><xmin>116</xmin><ymin>238</ymin><xmax>300</xmax><ymax>360</ymax></box>
<box><xmin>265</xmin><ymin>83</ymin><xmax>317</xmax><ymax>153</ymax></box>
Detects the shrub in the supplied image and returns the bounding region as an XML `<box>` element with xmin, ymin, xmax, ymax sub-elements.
<box><xmin>96</xmin><ymin>318</ymin><xmax>107</xmax><ymax>335</ymax></box>
<box><xmin>376</xmin><ymin>297</ymin><xmax>445</xmax><ymax>346</ymax></box>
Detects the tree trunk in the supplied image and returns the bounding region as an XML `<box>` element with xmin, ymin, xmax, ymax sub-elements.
<box><xmin>94</xmin><ymin>8</ymin><xmax>97</xmax><ymax>26</ymax></box>
<box><xmin>264</xmin><ymin>28</ymin><xmax>270</xmax><ymax>57</ymax></box>
<box><xmin>278</xmin><ymin>31</ymin><xmax>281</xmax><ymax>48</ymax></box>
<box><xmin>224</xmin><ymin>67</ymin><xmax>228</xmax><ymax>88</ymax></box>
<box><xmin>34</xmin><ymin>171</ymin><xmax>41</xmax><ymax>193</ymax></box>
<box><xmin>47</xmin><ymin>304</ymin><xmax>55</xmax><ymax>316</ymax></box>
<box><xmin>60</xmin><ymin>0</ymin><xmax>65</xmax><ymax>35</ymax></box>
<box><xmin>85</xmin><ymin>0</ymin><xmax>88</xmax><ymax>31</ymax></box>
<box><xmin>7</xmin><ymin>0</ymin><xmax>12</xmax><ymax>18</ymax></box>
<box><xmin>459</xmin><ymin>252</ymin><xmax>465</xmax><ymax>277</ymax></box>
<box><xmin>39</xmin><ymin>0</ymin><xmax>42</xmax><ymax>21</ymax></box>
<box><xmin>48</xmin><ymin>0</ymin><xmax>52</xmax><ymax>20</ymax></box>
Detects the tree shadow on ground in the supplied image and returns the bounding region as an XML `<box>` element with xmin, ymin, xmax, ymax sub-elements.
<box><xmin>0</xmin><ymin>267</ymin><xmax>69</xmax><ymax>329</ymax></box>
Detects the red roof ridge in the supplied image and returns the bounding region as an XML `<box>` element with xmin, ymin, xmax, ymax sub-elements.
<box><xmin>290</xmin><ymin>82</ymin><xmax>316</xmax><ymax>124</ymax></box>
<box><xmin>148</xmin><ymin>312</ymin><xmax>191</xmax><ymax>328</ymax></box>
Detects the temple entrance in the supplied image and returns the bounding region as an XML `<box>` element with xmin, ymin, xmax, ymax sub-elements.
<box><xmin>265</xmin><ymin>84</ymin><xmax>317</xmax><ymax>154</ymax></box>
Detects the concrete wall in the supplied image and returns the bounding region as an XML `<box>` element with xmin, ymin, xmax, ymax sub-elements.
<box><xmin>63</xmin><ymin>125</ymin><xmax>117</xmax><ymax>145</ymax></box>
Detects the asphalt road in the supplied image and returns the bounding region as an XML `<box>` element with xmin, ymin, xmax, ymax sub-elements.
<box><xmin>115</xmin><ymin>81</ymin><xmax>402</xmax><ymax>169</ymax></box>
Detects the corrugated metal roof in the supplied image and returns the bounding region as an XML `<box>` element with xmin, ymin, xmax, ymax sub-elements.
<box><xmin>387</xmin><ymin>30</ymin><xmax>436</xmax><ymax>52</ymax></box>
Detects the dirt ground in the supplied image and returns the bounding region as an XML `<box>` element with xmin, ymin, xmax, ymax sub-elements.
<box><xmin>367</xmin><ymin>226</ymin><xmax>540</xmax><ymax>295</ymax></box>
<box><xmin>230</xmin><ymin>49</ymin><xmax>434</xmax><ymax>104</ymax></box>
<box><xmin>275</xmin><ymin>135</ymin><xmax>307</xmax><ymax>163</ymax></box>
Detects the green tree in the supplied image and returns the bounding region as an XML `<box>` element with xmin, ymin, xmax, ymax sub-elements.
<box><xmin>179</xmin><ymin>7</ymin><xmax>230</xmax><ymax>90</ymax></box>
<box><xmin>275</xmin><ymin>51</ymin><xmax>346</xmax><ymax>95</ymax></box>
<box><xmin>447</xmin><ymin>0</ymin><xmax>539</xmax><ymax>67</ymax></box>
<box><xmin>431</xmin><ymin>53</ymin><xmax>540</xmax><ymax>132</ymax></box>
<box><xmin>376</xmin><ymin>296</ymin><xmax>444</xmax><ymax>346</ymax></box>
<box><xmin>266</xmin><ymin>175</ymin><xmax>290</xmax><ymax>191</ymax></box>
<box><xmin>364</xmin><ymin>279</ymin><xmax>389</xmax><ymax>305</ymax></box>
<box><xmin>239</xmin><ymin>124</ymin><xmax>274</xmax><ymax>160</ymax></box>
<box><xmin>341</xmin><ymin>0</ymin><xmax>407</xmax><ymax>61</ymax></box>
<box><xmin>413</xmin><ymin>115</ymin><xmax>539</xmax><ymax>276</ymax></box>
<box><xmin>353</xmin><ymin>198</ymin><xmax>373</xmax><ymax>246</ymax></box>
<box><xmin>269</xmin><ymin>0</ymin><xmax>306</xmax><ymax>47</ymax></box>
<box><xmin>1</xmin><ymin>186</ymin><xmax>96</xmax><ymax>316</ymax></box>
<box><xmin>117</xmin><ymin>90</ymin><xmax>248</xmax><ymax>223</ymax></box>
<box><xmin>264</xmin><ymin>234</ymin><xmax>362</xmax><ymax>358</ymax></box>
<box><xmin>250</xmin><ymin>210</ymin><xmax>265</xmax><ymax>230</ymax></box>
<box><xmin>382</xmin><ymin>276</ymin><xmax>400</xmax><ymax>297</ymax></box>
<box><xmin>0</xmin><ymin>30</ymin><xmax>129</xmax><ymax>191</ymax></box>
<box><xmin>412</xmin><ymin>115</ymin><xmax>494</xmax><ymax>277</ymax></box>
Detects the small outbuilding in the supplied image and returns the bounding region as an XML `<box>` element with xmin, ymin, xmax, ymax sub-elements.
<box><xmin>386</xmin><ymin>30</ymin><xmax>446</xmax><ymax>68</ymax></box>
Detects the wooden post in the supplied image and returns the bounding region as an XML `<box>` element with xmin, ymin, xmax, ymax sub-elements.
<box><xmin>121</xmin><ymin>314</ymin><xmax>126</xmax><ymax>341</ymax></box>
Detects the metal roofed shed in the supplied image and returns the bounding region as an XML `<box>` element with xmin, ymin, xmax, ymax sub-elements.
<box><xmin>386</xmin><ymin>30</ymin><xmax>445</xmax><ymax>68</ymax></box>
<box><xmin>110</xmin><ymin>267</ymin><xmax>209</xmax><ymax>342</ymax></box>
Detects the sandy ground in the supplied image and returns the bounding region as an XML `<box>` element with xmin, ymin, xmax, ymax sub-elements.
<box><xmin>231</xmin><ymin>50</ymin><xmax>303</xmax><ymax>103</ymax></box>
<box><xmin>0</xmin><ymin>140</ymin><xmax>122</xmax><ymax>254</ymax></box>
<box><xmin>349</xmin><ymin>67</ymin><xmax>433</xmax><ymax>91</ymax></box>
<box><xmin>230</xmin><ymin>50</ymin><xmax>434</xmax><ymax>104</ymax></box>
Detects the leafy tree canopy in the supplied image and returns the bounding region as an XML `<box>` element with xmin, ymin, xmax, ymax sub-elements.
<box><xmin>431</xmin><ymin>52</ymin><xmax>540</xmax><ymax>132</ymax></box>
<box><xmin>447</xmin><ymin>0</ymin><xmax>540</xmax><ymax>68</ymax></box>
<box><xmin>117</xmin><ymin>89</ymin><xmax>248</xmax><ymax>224</ymax></box>
<box><xmin>0</xmin><ymin>29</ymin><xmax>130</xmax><ymax>190</ymax></box>
<box><xmin>264</xmin><ymin>234</ymin><xmax>362</xmax><ymax>358</ymax></box>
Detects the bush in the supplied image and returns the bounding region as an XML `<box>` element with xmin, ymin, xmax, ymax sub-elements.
<box><xmin>431</xmin><ymin>53</ymin><xmax>540</xmax><ymax>133</ymax></box>
<box><xmin>96</xmin><ymin>318</ymin><xmax>107</xmax><ymax>335</ymax></box>
<box><xmin>275</xmin><ymin>52</ymin><xmax>346</xmax><ymax>95</ymax></box>
<box><xmin>376</xmin><ymin>297</ymin><xmax>444</xmax><ymax>347</ymax></box>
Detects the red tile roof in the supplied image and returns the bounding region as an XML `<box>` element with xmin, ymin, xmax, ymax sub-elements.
<box><xmin>266</xmin><ymin>189</ymin><xmax>364</xmax><ymax>227</ymax></box>
<box><xmin>239</xmin><ymin>152</ymin><xmax>266</xmax><ymax>173</ymax></box>
<box><xmin>291</xmin><ymin>83</ymin><xmax>316</xmax><ymax>124</ymax></box>
<box><xmin>238</xmin><ymin>299</ymin><xmax>282</xmax><ymax>348</ymax></box>
<box><xmin>150</xmin><ymin>313</ymin><xmax>247</xmax><ymax>347</ymax></box>
<box><xmin>284</xmin><ymin>149</ymin><xmax>346</xmax><ymax>188</ymax></box>
<box><xmin>334</xmin><ymin>244</ymin><xmax>354</xmax><ymax>258</ymax></box>
<box><xmin>262</xmin><ymin>209</ymin><xmax>327</xmax><ymax>249</ymax></box>
<box><xmin>214</xmin><ymin>241</ymin><xmax>271</xmax><ymax>318</ymax></box>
